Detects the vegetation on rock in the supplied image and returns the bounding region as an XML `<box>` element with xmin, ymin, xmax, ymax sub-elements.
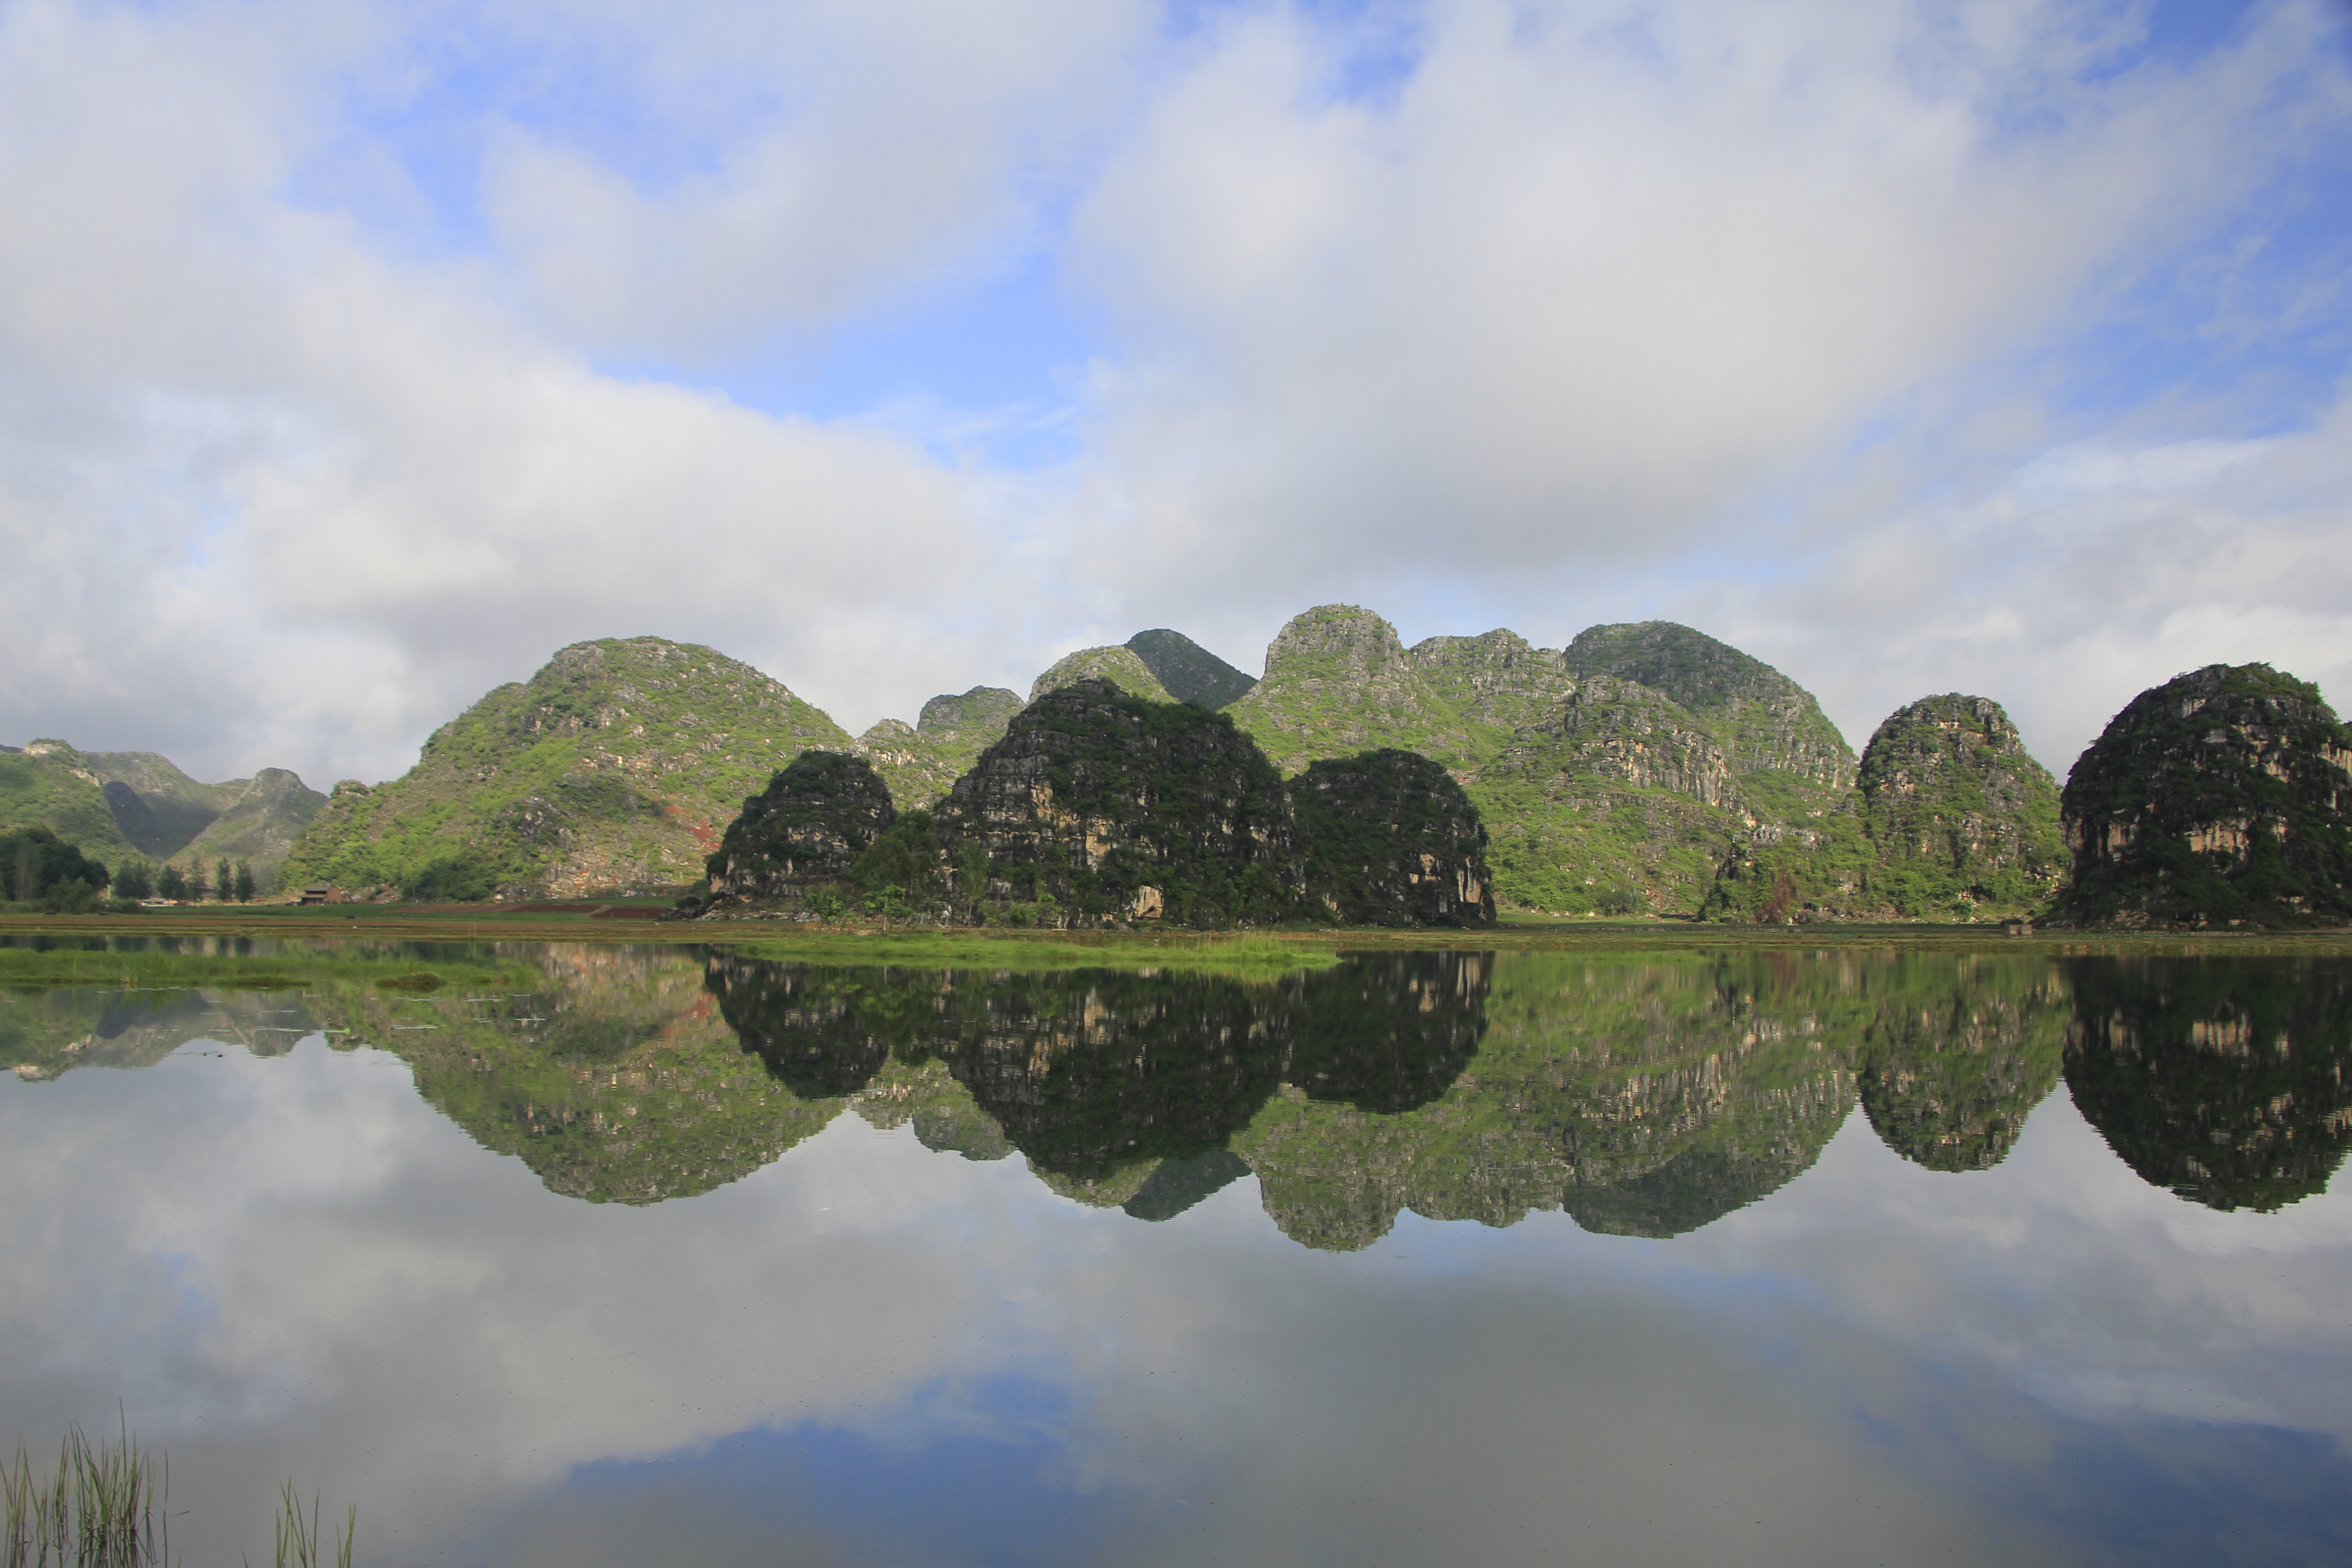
<box><xmin>853</xmin><ymin>686</ymin><xmax>1024</xmax><ymax>808</ymax></box>
<box><xmin>2051</xmin><ymin>663</ymin><xmax>2352</xmax><ymax>928</ymax></box>
<box><xmin>0</xmin><ymin>741</ymin><xmax>323</xmax><ymax>893</ymax></box>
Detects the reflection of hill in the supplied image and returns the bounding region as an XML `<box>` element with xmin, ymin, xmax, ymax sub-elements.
<box><xmin>317</xmin><ymin>946</ymin><xmax>842</xmax><ymax>1205</ymax></box>
<box><xmin>2</xmin><ymin>983</ymin><xmax>317</xmax><ymax>1078</ymax></box>
<box><xmin>697</xmin><ymin>953</ymin><xmax>1493</xmax><ymax>1217</ymax></box>
<box><xmin>1856</xmin><ymin>958</ymin><xmax>2069</xmax><ymax>1171</ymax></box>
<box><xmin>1235</xmin><ymin>951</ymin><xmax>1868</xmax><ymax>1248</ymax></box>
<box><xmin>2064</xmin><ymin>958</ymin><xmax>2352</xmax><ymax>1212</ymax></box>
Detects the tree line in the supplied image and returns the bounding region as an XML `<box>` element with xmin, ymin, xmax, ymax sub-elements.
<box><xmin>3</xmin><ymin>826</ymin><xmax>260</xmax><ymax>911</ymax></box>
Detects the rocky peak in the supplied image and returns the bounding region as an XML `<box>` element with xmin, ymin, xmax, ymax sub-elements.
<box><xmin>705</xmin><ymin>750</ymin><xmax>897</xmax><ymax>906</ymax></box>
<box><xmin>918</xmin><ymin>686</ymin><xmax>1023</xmax><ymax>741</ymax></box>
<box><xmin>1124</xmin><ymin>629</ymin><xmax>1259</xmax><ymax>709</ymax></box>
<box><xmin>1027</xmin><ymin>646</ymin><xmax>1177</xmax><ymax>705</ymax></box>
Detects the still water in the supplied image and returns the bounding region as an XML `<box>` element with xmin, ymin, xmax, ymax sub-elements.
<box><xmin>2</xmin><ymin>938</ymin><xmax>2349</xmax><ymax>1566</ymax></box>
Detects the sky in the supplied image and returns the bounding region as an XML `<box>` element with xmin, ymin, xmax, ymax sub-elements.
<box><xmin>2</xmin><ymin>0</ymin><xmax>2348</xmax><ymax>788</ymax></box>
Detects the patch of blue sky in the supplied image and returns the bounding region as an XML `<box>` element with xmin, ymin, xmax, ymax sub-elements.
<box><xmin>538</xmin><ymin>1373</ymin><xmax>1137</xmax><ymax>1568</ymax></box>
<box><xmin>634</xmin><ymin>248</ymin><xmax>1102</xmax><ymax>470</ymax></box>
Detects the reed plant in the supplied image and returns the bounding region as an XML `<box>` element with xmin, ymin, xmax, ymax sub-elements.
<box><xmin>0</xmin><ymin>1415</ymin><xmax>168</xmax><ymax>1568</ymax></box>
<box><xmin>251</xmin><ymin>1481</ymin><xmax>352</xmax><ymax>1568</ymax></box>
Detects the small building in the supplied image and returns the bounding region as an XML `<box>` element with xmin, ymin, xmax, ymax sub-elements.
<box><xmin>299</xmin><ymin>884</ymin><xmax>333</xmax><ymax>906</ymax></box>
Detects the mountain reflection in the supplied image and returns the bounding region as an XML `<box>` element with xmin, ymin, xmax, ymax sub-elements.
<box><xmin>705</xmin><ymin>952</ymin><xmax>1487</xmax><ymax>1208</ymax></box>
<box><xmin>1856</xmin><ymin>965</ymin><xmax>2070</xmax><ymax>1171</ymax></box>
<box><xmin>16</xmin><ymin>940</ymin><xmax>2349</xmax><ymax>1233</ymax></box>
<box><xmin>2063</xmin><ymin>957</ymin><xmax>2352</xmax><ymax>1212</ymax></box>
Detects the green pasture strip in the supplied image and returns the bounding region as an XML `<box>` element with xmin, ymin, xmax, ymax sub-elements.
<box><xmin>708</xmin><ymin>930</ymin><xmax>1343</xmax><ymax>977</ymax></box>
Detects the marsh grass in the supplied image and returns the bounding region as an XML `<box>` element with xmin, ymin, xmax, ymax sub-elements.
<box><xmin>1</xmin><ymin>1416</ymin><xmax>168</xmax><ymax>1568</ymax></box>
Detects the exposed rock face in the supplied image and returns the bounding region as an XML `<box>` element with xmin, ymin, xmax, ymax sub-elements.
<box><xmin>704</xmin><ymin>751</ymin><xmax>896</xmax><ymax>906</ymax></box>
<box><xmin>1293</xmin><ymin>750</ymin><xmax>1496</xmax><ymax>926</ymax></box>
<box><xmin>1125</xmin><ymin>629</ymin><xmax>1258</xmax><ymax>709</ymax></box>
<box><xmin>1027</xmin><ymin>646</ymin><xmax>1176</xmax><ymax>705</ymax></box>
<box><xmin>1526</xmin><ymin>676</ymin><xmax>1740</xmax><ymax>807</ymax></box>
<box><xmin>854</xmin><ymin>686</ymin><xmax>1024</xmax><ymax>808</ymax></box>
<box><xmin>1855</xmin><ymin>694</ymin><xmax>2066</xmax><ymax>915</ymax></box>
<box><xmin>282</xmin><ymin>637</ymin><xmax>853</xmax><ymax>898</ymax></box>
<box><xmin>2052</xmin><ymin>663</ymin><xmax>2352</xmax><ymax>928</ymax></box>
<box><xmin>944</xmin><ymin>677</ymin><xmax>1316</xmax><ymax>926</ymax></box>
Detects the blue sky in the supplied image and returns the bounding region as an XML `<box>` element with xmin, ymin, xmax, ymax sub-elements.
<box><xmin>0</xmin><ymin>0</ymin><xmax>2347</xmax><ymax>785</ymax></box>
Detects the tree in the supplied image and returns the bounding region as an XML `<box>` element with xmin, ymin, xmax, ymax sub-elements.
<box><xmin>234</xmin><ymin>861</ymin><xmax>256</xmax><ymax>903</ymax></box>
<box><xmin>214</xmin><ymin>858</ymin><xmax>234</xmax><ymax>903</ymax></box>
<box><xmin>183</xmin><ymin>863</ymin><xmax>209</xmax><ymax>902</ymax></box>
<box><xmin>156</xmin><ymin>863</ymin><xmax>188</xmax><ymax>901</ymax></box>
<box><xmin>113</xmin><ymin>861</ymin><xmax>155</xmax><ymax>901</ymax></box>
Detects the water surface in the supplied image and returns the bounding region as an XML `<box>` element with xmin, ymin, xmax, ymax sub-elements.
<box><xmin>3</xmin><ymin>939</ymin><xmax>2348</xmax><ymax>1565</ymax></box>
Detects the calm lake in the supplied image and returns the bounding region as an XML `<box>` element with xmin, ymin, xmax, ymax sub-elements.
<box><xmin>3</xmin><ymin>937</ymin><xmax>2349</xmax><ymax>1566</ymax></box>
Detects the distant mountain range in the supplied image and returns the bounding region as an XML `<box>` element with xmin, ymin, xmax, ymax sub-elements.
<box><xmin>0</xmin><ymin>740</ymin><xmax>324</xmax><ymax>889</ymax></box>
<box><xmin>3</xmin><ymin>610</ymin><xmax>2087</xmax><ymax>918</ymax></box>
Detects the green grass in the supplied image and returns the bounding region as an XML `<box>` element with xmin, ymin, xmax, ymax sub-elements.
<box><xmin>707</xmin><ymin>930</ymin><xmax>1343</xmax><ymax>976</ymax></box>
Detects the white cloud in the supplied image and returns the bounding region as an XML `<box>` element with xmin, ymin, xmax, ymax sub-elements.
<box><xmin>1051</xmin><ymin>0</ymin><xmax>2349</xmax><ymax>639</ymax></box>
<box><xmin>0</xmin><ymin>0</ymin><xmax>2347</xmax><ymax>789</ymax></box>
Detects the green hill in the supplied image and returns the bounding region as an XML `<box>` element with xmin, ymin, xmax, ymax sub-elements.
<box><xmin>279</xmin><ymin>637</ymin><xmax>853</xmax><ymax>898</ymax></box>
<box><xmin>0</xmin><ymin>744</ymin><xmax>142</xmax><ymax>867</ymax></box>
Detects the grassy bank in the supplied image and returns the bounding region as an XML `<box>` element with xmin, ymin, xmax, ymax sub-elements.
<box><xmin>2</xmin><ymin>903</ymin><xmax>2349</xmax><ymax>960</ymax></box>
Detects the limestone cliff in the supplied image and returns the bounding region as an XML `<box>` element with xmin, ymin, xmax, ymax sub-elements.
<box><xmin>280</xmin><ymin>637</ymin><xmax>853</xmax><ymax>898</ymax></box>
<box><xmin>1856</xmin><ymin>694</ymin><xmax>2064</xmax><ymax>914</ymax></box>
<box><xmin>1293</xmin><ymin>750</ymin><xmax>1495</xmax><ymax>926</ymax></box>
<box><xmin>942</xmin><ymin>677</ymin><xmax>1318</xmax><ymax>926</ymax></box>
<box><xmin>1705</xmin><ymin>691</ymin><xmax>2065</xmax><ymax>923</ymax></box>
<box><xmin>2051</xmin><ymin>663</ymin><xmax>2352</xmax><ymax>928</ymax></box>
